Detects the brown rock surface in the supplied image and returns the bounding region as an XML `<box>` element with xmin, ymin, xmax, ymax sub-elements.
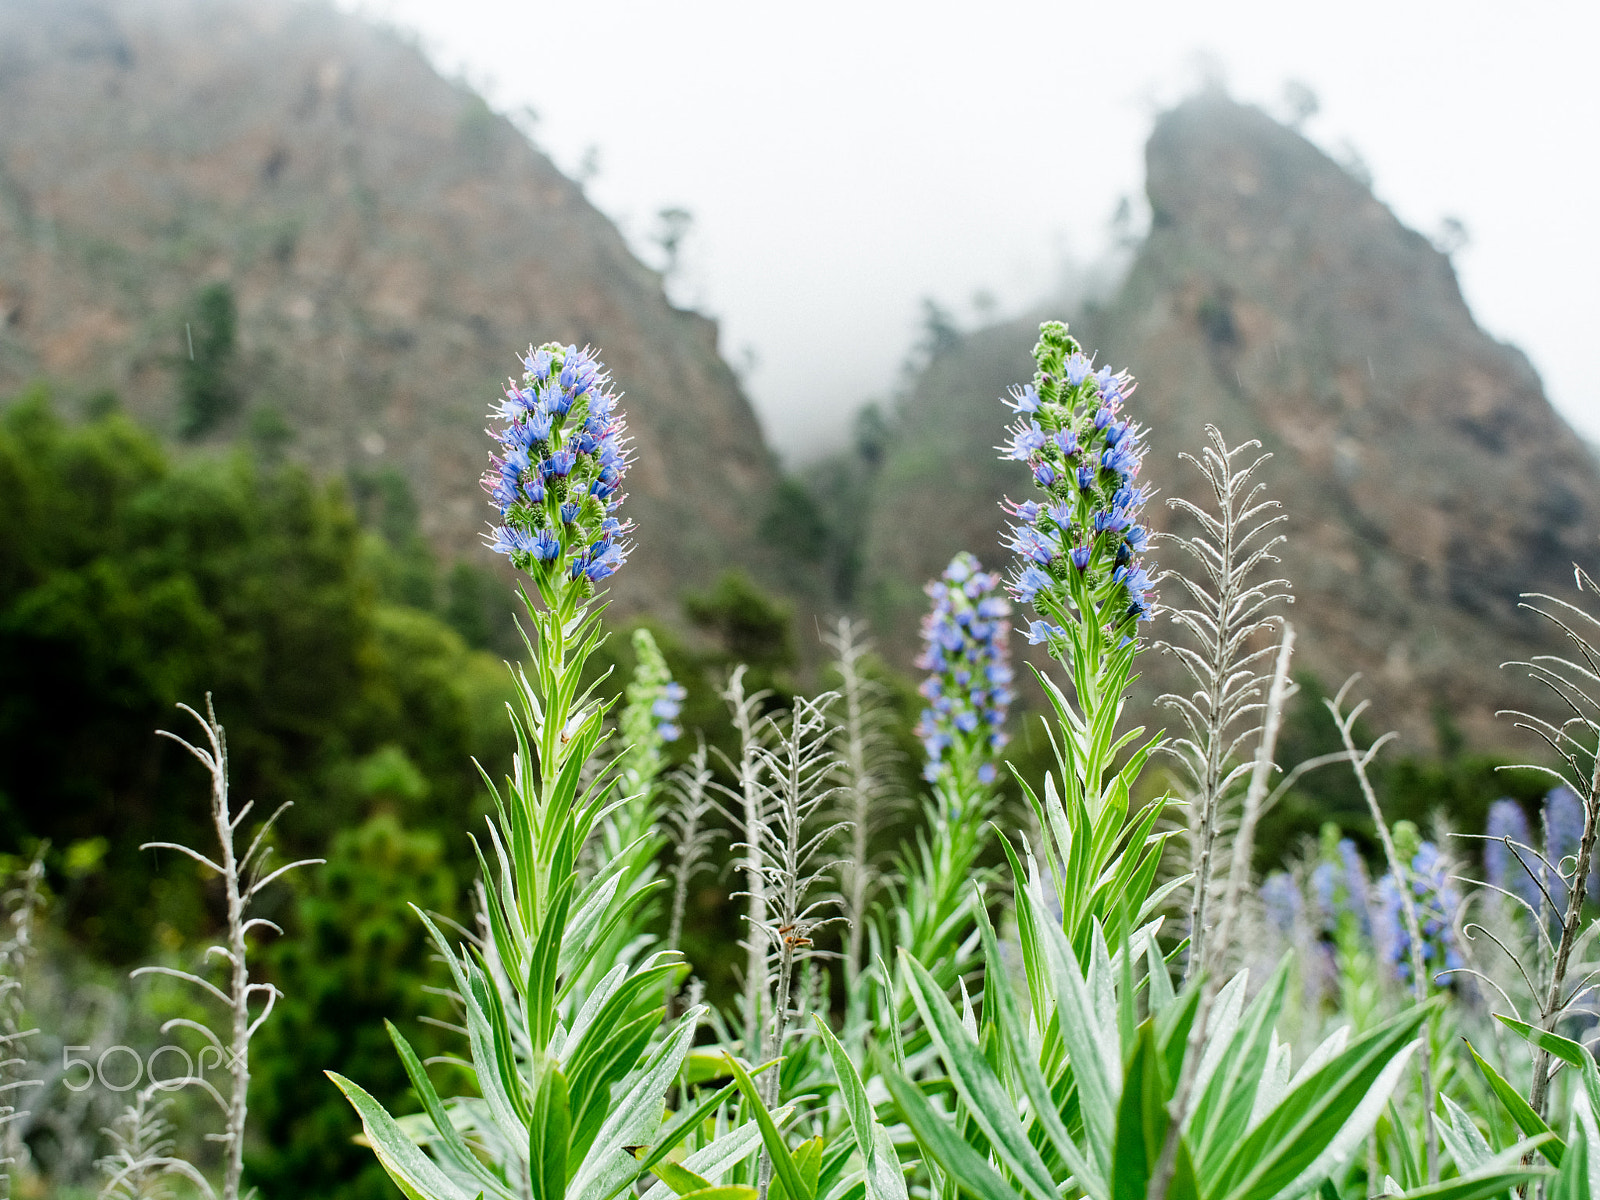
<box><xmin>862</xmin><ymin>94</ymin><xmax>1600</xmax><ymax>746</ymax></box>
<box><xmin>0</xmin><ymin>0</ymin><xmax>786</xmax><ymax>617</ymax></box>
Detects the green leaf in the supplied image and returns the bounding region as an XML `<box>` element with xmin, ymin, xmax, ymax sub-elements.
<box><xmin>1497</xmin><ymin>1015</ymin><xmax>1600</xmax><ymax>1142</ymax></box>
<box><xmin>814</xmin><ymin>1018</ymin><xmax>909</xmax><ymax>1200</ymax></box>
<box><xmin>570</xmin><ymin>1011</ymin><xmax>700</xmax><ymax>1200</ymax></box>
<box><xmin>973</xmin><ymin>900</ymin><xmax>1107</xmax><ymax>1200</ymax></box>
<box><xmin>1433</xmin><ymin>1095</ymin><xmax>1493</xmax><ymax>1174</ymax></box>
<box><xmin>1464</xmin><ymin>1039</ymin><xmax>1562</xmax><ymax>1165</ymax></box>
<box><xmin>901</xmin><ymin>954</ymin><xmax>1058</xmax><ymax>1200</ymax></box>
<box><xmin>1550</xmin><ymin>1105</ymin><xmax>1591</xmax><ymax>1200</ymax></box>
<box><xmin>1189</xmin><ymin>960</ymin><xmax>1290</xmax><ymax>1177</ymax></box>
<box><xmin>328</xmin><ymin>1071</ymin><xmax>476</xmax><ymax>1200</ymax></box>
<box><xmin>723</xmin><ymin>1053</ymin><xmax>814</xmax><ymax>1200</ymax></box>
<box><xmin>879</xmin><ymin>1055</ymin><xmax>1021</xmax><ymax>1200</ymax></box>
<box><xmin>649</xmin><ymin>1158</ymin><xmax>716</xmax><ymax>1196</ymax></box>
<box><xmin>529</xmin><ymin>1064</ymin><xmax>571</xmax><ymax>1200</ymax></box>
<box><xmin>385</xmin><ymin>1023</ymin><xmax>517</xmax><ymax>1199</ymax></box>
<box><xmin>1111</xmin><ymin>1023</ymin><xmax>1161</xmax><ymax>1200</ymax></box>
<box><xmin>1389</xmin><ymin>1145</ymin><xmax>1551</xmax><ymax>1200</ymax></box>
<box><xmin>1038</xmin><ymin>913</ymin><xmax>1119</xmax><ymax>1176</ymax></box>
<box><xmin>1209</xmin><ymin>1002</ymin><xmax>1430</xmax><ymax>1200</ymax></box>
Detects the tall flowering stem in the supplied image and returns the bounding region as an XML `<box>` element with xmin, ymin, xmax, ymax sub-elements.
<box><xmin>334</xmin><ymin>344</ymin><xmax>711</xmax><ymax>1200</ymax></box>
<box><xmin>915</xmin><ymin>551</ymin><xmax>1014</xmax><ymax>804</ymax></box>
<box><xmin>605</xmin><ymin>628</ymin><xmax>685</xmax><ymax>893</ymax></box>
<box><xmin>823</xmin><ymin>617</ymin><xmax>901</xmax><ymax>996</ymax></box>
<box><xmin>903</xmin><ymin>553</ymin><xmax>1014</xmax><ymax>965</ymax></box>
<box><xmin>1375</xmin><ymin>835</ymin><xmax>1463</xmax><ymax>990</ymax></box>
<box><xmin>999</xmin><ymin>321</ymin><xmax>1166</xmax><ymax>958</ymax></box>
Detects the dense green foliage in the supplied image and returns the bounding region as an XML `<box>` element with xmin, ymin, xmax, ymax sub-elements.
<box><xmin>0</xmin><ymin>387</ymin><xmax>512</xmax><ymax>958</ymax></box>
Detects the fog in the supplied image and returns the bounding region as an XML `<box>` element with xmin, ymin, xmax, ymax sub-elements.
<box><xmin>349</xmin><ymin>0</ymin><xmax>1600</xmax><ymax>462</ymax></box>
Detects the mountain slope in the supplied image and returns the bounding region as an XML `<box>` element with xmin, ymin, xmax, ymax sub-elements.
<box><xmin>861</xmin><ymin>94</ymin><xmax>1600</xmax><ymax>744</ymax></box>
<box><xmin>0</xmin><ymin>0</ymin><xmax>785</xmax><ymax>616</ymax></box>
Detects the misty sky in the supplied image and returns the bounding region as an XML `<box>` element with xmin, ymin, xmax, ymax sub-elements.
<box><xmin>347</xmin><ymin>0</ymin><xmax>1600</xmax><ymax>462</ymax></box>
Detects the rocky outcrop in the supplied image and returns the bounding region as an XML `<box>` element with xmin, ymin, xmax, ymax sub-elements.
<box><xmin>0</xmin><ymin>0</ymin><xmax>786</xmax><ymax>616</ymax></box>
<box><xmin>862</xmin><ymin>94</ymin><xmax>1600</xmax><ymax>745</ymax></box>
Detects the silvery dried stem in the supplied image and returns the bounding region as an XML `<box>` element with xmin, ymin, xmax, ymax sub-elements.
<box><xmin>1213</xmin><ymin>621</ymin><xmax>1297</xmax><ymax>966</ymax></box>
<box><xmin>1326</xmin><ymin>676</ymin><xmax>1437</xmax><ymax>1183</ymax></box>
<box><xmin>1497</xmin><ymin>569</ymin><xmax>1600</xmax><ymax>1119</ymax></box>
<box><xmin>716</xmin><ymin>666</ymin><xmax>773</xmax><ymax>1060</ymax></box>
<box><xmin>0</xmin><ymin>849</ymin><xmax>44</xmax><ymax>1199</ymax></box>
<box><xmin>1157</xmin><ymin>427</ymin><xmax>1290</xmax><ymax>985</ymax></box>
<box><xmin>740</xmin><ymin>692</ymin><xmax>846</xmax><ymax>1200</ymax></box>
<box><xmin>129</xmin><ymin>697</ymin><xmax>321</xmax><ymax>1200</ymax></box>
<box><xmin>822</xmin><ymin>617</ymin><xmax>901</xmax><ymax>990</ymax></box>
<box><xmin>663</xmin><ymin>737</ymin><xmax>720</xmax><ymax>1018</ymax></box>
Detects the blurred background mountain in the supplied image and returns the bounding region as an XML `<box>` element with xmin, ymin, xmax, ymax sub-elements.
<box><xmin>1</xmin><ymin>0</ymin><xmax>1596</xmax><ymax>1192</ymax></box>
<box><xmin>849</xmin><ymin>94</ymin><xmax>1600</xmax><ymax>749</ymax></box>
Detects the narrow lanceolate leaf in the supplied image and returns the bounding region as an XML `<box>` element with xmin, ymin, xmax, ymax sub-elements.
<box><xmin>386</xmin><ymin>1023</ymin><xmax>519</xmax><ymax>1200</ymax></box>
<box><xmin>1497</xmin><ymin>1015</ymin><xmax>1600</xmax><ymax>1126</ymax></box>
<box><xmin>902</xmin><ymin>954</ymin><xmax>1058</xmax><ymax>1200</ymax></box>
<box><xmin>974</xmin><ymin>900</ymin><xmax>1108</xmax><ymax>1200</ymax></box>
<box><xmin>529</xmin><ymin>1064</ymin><xmax>571</xmax><ymax>1200</ymax></box>
<box><xmin>1387</xmin><ymin>1147</ymin><xmax>1551</xmax><ymax>1200</ymax></box>
<box><xmin>1464</xmin><ymin>1039</ymin><xmax>1562</xmax><ymax>1165</ymax></box>
<box><xmin>638</xmin><ymin>1116</ymin><xmax>762</xmax><ymax>1200</ymax></box>
<box><xmin>1189</xmin><ymin>960</ymin><xmax>1290</xmax><ymax>1177</ymax></box>
<box><xmin>1038</xmin><ymin>914</ymin><xmax>1119</xmax><ymax>1177</ymax></box>
<box><xmin>814</xmin><ymin>1018</ymin><xmax>910</xmax><ymax>1200</ymax></box>
<box><xmin>630</xmin><ymin>1085</ymin><xmax>753</xmax><ymax>1200</ymax></box>
<box><xmin>329</xmin><ymin>1072</ymin><xmax>477</xmax><ymax>1200</ymax></box>
<box><xmin>1550</xmin><ymin>1121</ymin><xmax>1590</xmax><ymax>1200</ymax></box>
<box><xmin>1208</xmin><ymin>1003</ymin><xmax>1430</xmax><ymax>1200</ymax></box>
<box><xmin>880</xmin><ymin>1054</ymin><xmax>1022</xmax><ymax>1200</ymax></box>
<box><xmin>723</xmin><ymin>1054</ymin><xmax>814</xmax><ymax>1200</ymax></box>
<box><xmin>1433</xmin><ymin>1095</ymin><xmax>1494</xmax><ymax>1174</ymax></box>
<box><xmin>1111</xmin><ymin>1023</ymin><xmax>1160</xmax><ymax>1200</ymax></box>
<box><xmin>568</xmin><ymin>1011</ymin><xmax>701</xmax><ymax>1200</ymax></box>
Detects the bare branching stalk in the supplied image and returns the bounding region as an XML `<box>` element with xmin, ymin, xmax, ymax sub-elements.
<box><xmin>739</xmin><ymin>692</ymin><xmax>846</xmax><ymax>1200</ymax></box>
<box><xmin>1158</xmin><ymin>428</ymin><xmax>1290</xmax><ymax>986</ymax></box>
<box><xmin>663</xmin><ymin>738</ymin><xmax>720</xmax><ymax>1018</ymax></box>
<box><xmin>1498</xmin><ymin>570</ymin><xmax>1600</xmax><ymax>1119</ymax></box>
<box><xmin>0</xmin><ymin>850</ymin><xmax>45</xmax><ymax>1200</ymax></box>
<box><xmin>1326</xmin><ymin>677</ymin><xmax>1437</xmax><ymax>1183</ymax></box>
<box><xmin>127</xmin><ymin>697</ymin><xmax>322</xmax><ymax>1200</ymax></box>
<box><xmin>718</xmin><ymin>666</ymin><xmax>773</xmax><ymax>1060</ymax></box>
<box><xmin>1150</xmin><ymin>430</ymin><xmax>1290</xmax><ymax>1200</ymax></box>
<box><xmin>97</xmin><ymin>1089</ymin><xmax>184</xmax><ymax>1200</ymax></box>
<box><xmin>822</xmin><ymin>617</ymin><xmax>901</xmax><ymax>990</ymax></box>
<box><xmin>1214</xmin><ymin>622</ymin><xmax>1297</xmax><ymax>963</ymax></box>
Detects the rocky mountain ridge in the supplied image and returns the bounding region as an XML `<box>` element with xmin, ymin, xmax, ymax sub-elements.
<box><xmin>859</xmin><ymin>94</ymin><xmax>1600</xmax><ymax>746</ymax></box>
<box><xmin>0</xmin><ymin>0</ymin><xmax>788</xmax><ymax>619</ymax></box>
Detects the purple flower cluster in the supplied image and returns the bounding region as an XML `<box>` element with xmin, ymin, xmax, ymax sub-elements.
<box><xmin>481</xmin><ymin>343</ymin><xmax>632</xmax><ymax>591</ymax></box>
<box><xmin>1485</xmin><ymin>799</ymin><xmax>1541</xmax><ymax>914</ymax></box>
<box><xmin>1376</xmin><ymin>841</ymin><xmax>1463</xmax><ymax>989</ymax></box>
<box><xmin>652</xmin><ymin>681</ymin><xmax>687</xmax><ymax>743</ymax></box>
<box><xmin>1311</xmin><ymin>835</ymin><xmax>1372</xmax><ymax>938</ymax></box>
<box><xmin>913</xmin><ymin>552</ymin><xmax>1016</xmax><ymax>789</ymax></box>
<box><xmin>1543</xmin><ymin>785</ymin><xmax>1589</xmax><ymax>911</ymax></box>
<box><xmin>1260</xmin><ymin>871</ymin><xmax>1302</xmax><ymax>938</ymax></box>
<box><xmin>997</xmin><ymin>322</ymin><xmax>1155</xmax><ymax>644</ymax></box>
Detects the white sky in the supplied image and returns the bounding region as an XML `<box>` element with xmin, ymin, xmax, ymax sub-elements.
<box><xmin>347</xmin><ymin>0</ymin><xmax>1600</xmax><ymax>462</ymax></box>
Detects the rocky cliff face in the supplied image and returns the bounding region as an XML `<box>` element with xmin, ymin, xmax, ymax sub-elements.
<box><xmin>862</xmin><ymin>94</ymin><xmax>1600</xmax><ymax>745</ymax></box>
<box><xmin>0</xmin><ymin>0</ymin><xmax>785</xmax><ymax>616</ymax></box>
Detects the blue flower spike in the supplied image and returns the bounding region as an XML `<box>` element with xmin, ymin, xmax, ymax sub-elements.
<box><xmin>481</xmin><ymin>342</ymin><xmax>633</xmax><ymax>607</ymax></box>
<box><xmin>998</xmin><ymin>322</ymin><xmax>1156</xmax><ymax>652</ymax></box>
<box><xmin>913</xmin><ymin>551</ymin><xmax>1015</xmax><ymax>796</ymax></box>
